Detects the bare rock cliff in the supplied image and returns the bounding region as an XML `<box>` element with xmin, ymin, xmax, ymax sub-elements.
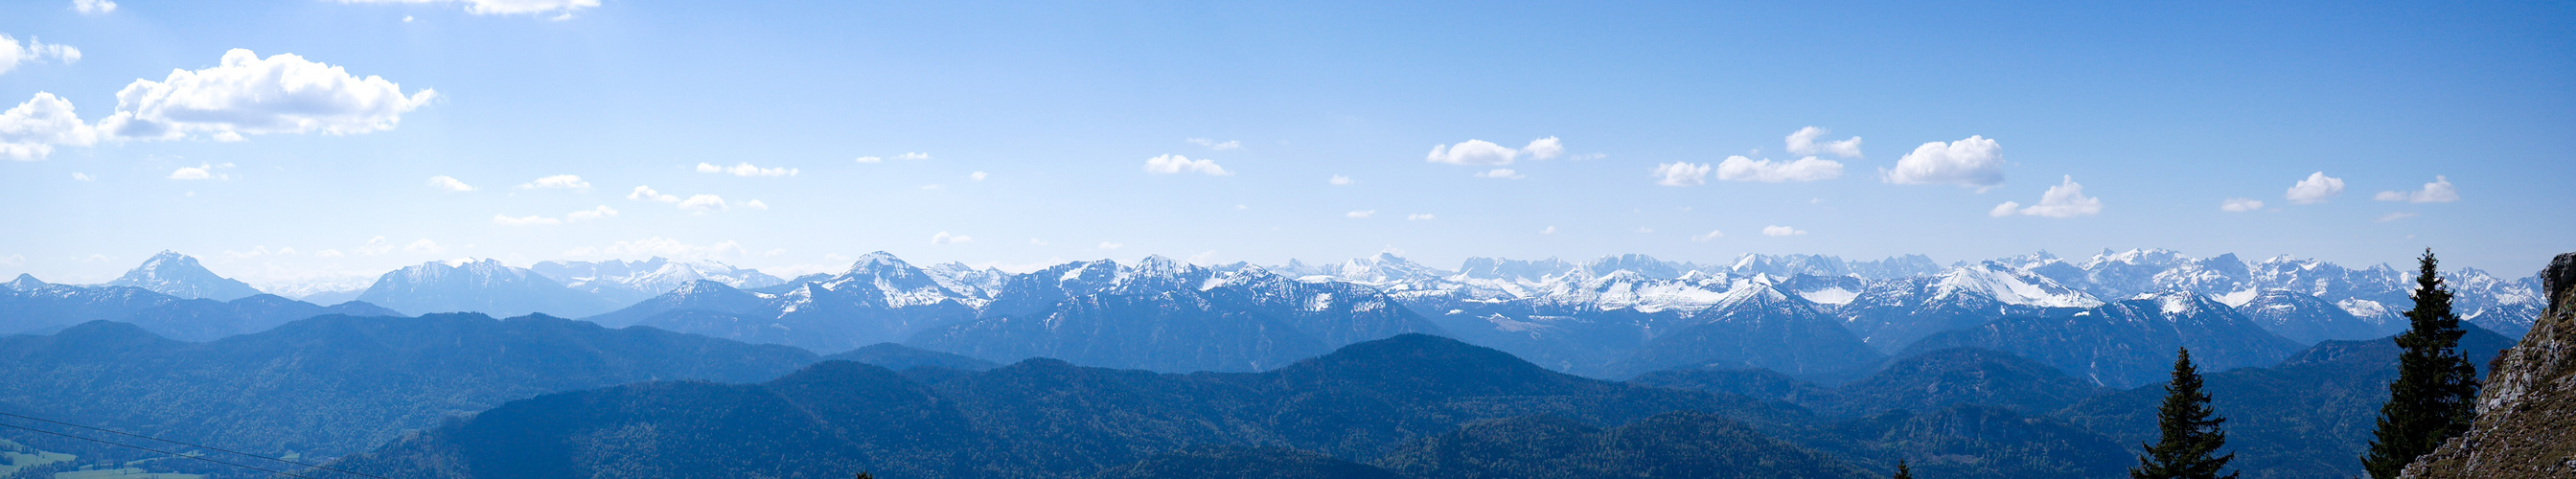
<box><xmin>2403</xmin><ymin>252</ymin><xmax>2576</xmax><ymax>477</ymax></box>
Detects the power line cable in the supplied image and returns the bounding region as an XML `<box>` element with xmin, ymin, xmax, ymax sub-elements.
<box><xmin>0</xmin><ymin>411</ymin><xmax>390</xmax><ymax>479</ymax></box>
<box><xmin>0</xmin><ymin>422</ymin><xmax>314</xmax><ymax>479</ymax></box>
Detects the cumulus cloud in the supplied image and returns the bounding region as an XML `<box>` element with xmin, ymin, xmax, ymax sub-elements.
<box><xmin>1406</xmin><ymin>214</ymin><xmax>1435</xmax><ymax>220</ymax></box>
<box><xmin>931</xmin><ymin>231</ymin><xmax>972</xmax><ymax>244</ymax></box>
<box><xmin>356</xmin><ymin>237</ymin><xmax>397</xmax><ymax>256</ymax></box>
<box><xmin>746</xmin><ymin>199</ymin><xmax>768</xmax><ymax>210</ymax></box>
<box><xmin>1097</xmin><ymin>241</ymin><xmax>1123</xmax><ymax>250</ymax></box>
<box><xmin>0</xmin><ymin>92</ymin><xmax>99</xmax><ymax>160</ymax></box>
<box><xmin>2376</xmin><ymin>212</ymin><xmax>2419</xmax><ymax>222</ymax></box>
<box><xmin>854</xmin><ymin>156</ymin><xmax>881</xmax><ymax>164</ymax></box>
<box><xmin>1473</xmin><ymin>169</ymin><xmax>1525</xmax><ymax>179</ymax></box>
<box><xmin>0</xmin><ymin>34</ymin><xmax>80</xmax><ymax>77</ymax></box>
<box><xmin>1990</xmin><ymin>175</ymin><xmax>2104</xmax><ymax>218</ymax></box>
<box><xmin>1143</xmin><ymin>154</ymin><xmax>1231</xmax><ymax>175</ymax></box>
<box><xmin>696</xmin><ymin>162</ymin><xmax>797</xmax><ymax>176</ymax></box>
<box><xmin>1883</xmin><ymin>135</ymin><xmax>2004</xmax><ymax>188</ymax></box>
<box><xmin>677</xmin><ymin>194</ymin><xmax>726</xmax><ymax>213</ymax></box>
<box><xmin>98</xmin><ymin>49</ymin><xmax>436</xmax><ymax>142</ymax></box>
<box><xmin>73</xmin><ymin>0</ymin><xmax>116</xmax><ymax>14</ymax></box>
<box><xmin>1426</xmin><ymin>140</ymin><xmax>1519</xmax><ymax>166</ymax></box>
<box><xmin>2285</xmin><ymin>171</ymin><xmax>2344</xmax><ymax>204</ymax></box>
<box><xmin>1540</xmin><ymin>226</ymin><xmax>1557</xmax><ymax>235</ymax></box>
<box><xmin>1522</xmin><ymin>137</ymin><xmax>1564</xmax><ymax>160</ymax></box>
<box><xmin>168</xmin><ymin>163</ymin><xmax>230</xmax><ymax>180</ymax></box>
<box><xmin>1186</xmin><ymin>138</ymin><xmax>1242</xmax><ymax>150</ymax></box>
<box><xmin>333</xmin><ymin>0</ymin><xmax>598</xmax><ymax>17</ymax></box>
<box><xmin>1328</xmin><ymin>174</ymin><xmax>1354</xmax><ymax>186</ymax></box>
<box><xmin>403</xmin><ymin>239</ymin><xmax>443</xmax><ymax>254</ymax></box>
<box><xmin>426</xmin><ymin>175</ymin><xmax>474</xmax><ymax>193</ymax></box>
<box><xmin>2374</xmin><ymin>175</ymin><xmax>2459</xmax><ymax>203</ymax></box>
<box><xmin>517</xmin><ymin>174</ymin><xmax>590</xmax><ymax>192</ymax></box>
<box><xmin>566</xmin><ymin>205</ymin><xmax>616</xmax><ymax>221</ymax></box>
<box><xmin>1028</xmin><ymin>239</ymin><xmax>1048</xmax><ymax>246</ymax></box>
<box><xmin>1346</xmin><ymin>210</ymin><xmax>1375</xmax><ymax>218</ymax></box>
<box><xmin>1784</xmin><ymin>126</ymin><xmax>1862</xmax><ymax>158</ymax></box>
<box><xmin>1714</xmin><ymin>156</ymin><xmax>1843</xmax><ymax>182</ymax></box>
<box><xmin>896</xmin><ymin>152</ymin><xmax>930</xmax><ymax>161</ymax></box>
<box><xmin>492</xmin><ymin>214</ymin><xmax>559</xmax><ymax>226</ymax></box>
<box><xmin>71</xmin><ymin>171</ymin><xmax>91</xmax><ymax>181</ymax></box>
<box><xmin>970</xmin><ymin>171</ymin><xmax>986</xmax><ymax>181</ymax></box>
<box><xmin>627</xmin><ymin>185</ymin><xmax>678</xmax><ymax>203</ymax></box>
<box><xmin>2220</xmin><ymin>198</ymin><xmax>2265</xmax><ymax>212</ymax></box>
<box><xmin>1652</xmin><ymin>162</ymin><xmax>1712</xmax><ymax>187</ymax></box>
<box><xmin>1691</xmin><ymin>230</ymin><xmax>1724</xmax><ymax>241</ymax></box>
<box><xmin>1761</xmin><ymin>225</ymin><xmax>1807</xmax><ymax>237</ymax></box>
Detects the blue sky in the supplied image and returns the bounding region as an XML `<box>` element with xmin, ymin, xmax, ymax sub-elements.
<box><xmin>2</xmin><ymin>0</ymin><xmax>2570</xmax><ymax>287</ymax></box>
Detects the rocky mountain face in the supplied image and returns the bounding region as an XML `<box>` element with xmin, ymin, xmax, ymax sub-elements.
<box><xmin>529</xmin><ymin>257</ymin><xmax>784</xmax><ymax>305</ymax></box>
<box><xmin>2403</xmin><ymin>252</ymin><xmax>2576</xmax><ymax>478</ymax></box>
<box><xmin>355</xmin><ymin>259</ymin><xmax>622</xmax><ymax>318</ymax></box>
<box><xmin>1902</xmin><ymin>291</ymin><xmax>2305</xmax><ymax>388</ymax></box>
<box><xmin>582</xmin><ymin>252</ymin><xmax>983</xmax><ymax>354</ymax></box>
<box><xmin>912</xmin><ymin>256</ymin><xmax>1443</xmax><ymax>372</ymax></box>
<box><xmin>102</xmin><ymin>251</ymin><xmax>264</xmax><ymax>301</ymax></box>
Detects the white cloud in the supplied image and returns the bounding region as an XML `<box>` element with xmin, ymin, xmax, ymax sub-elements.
<box><xmin>426</xmin><ymin>175</ymin><xmax>475</xmax><ymax>193</ymax></box>
<box><xmin>2376</xmin><ymin>212</ymin><xmax>2420</xmax><ymax>222</ymax></box>
<box><xmin>2285</xmin><ymin>171</ymin><xmax>2344</xmax><ymax>204</ymax></box>
<box><xmin>1883</xmin><ymin>135</ymin><xmax>2004</xmax><ymax>188</ymax></box>
<box><xmin>492</xmin><ymin>214</ymin><xmax>559</xmax><ymax>226</ymax></box>
<box><xmin>0</xmin><ymin>34</ymin><xmax>80</xmax><ymax>77</ymax></box>
<box><xmin>566</xmin><ymin>205</ymin><xmax>616</xmax><ymax>221</ymax></box>
<box><xmin>71</xmin><ymin>171</ymin><xmax>91</xmax><ymax>181</ymax></box>
<box><xmin>0</xmin><ymin>92</ymin><xmax>100</xmax><ymax>160</ymax></box>
<box><xmin>2374</xmin><ymin>175</ymin><xmax>2459</xmax><ymax>203</ymax></box>
<box><xmin>1186</xmin><ymin>250</ymin><xmax>1219</xmax><ymax>264</ymax></box>
<box><xmin>517</xmin><ymin>174</ymin><xmax>590</xmax><ymax>192</ymax></box>
<box><xmin>1097</xmin><ymin>241</ymin><xmax>1123</xmax><ymax>250</ymax></box>
<box><xmin>403</xmin><ymin>239</ymin><xmax>443</xmax><ymax>254</ymax></box>
<box><xmin>1784</xmin><ymin>126</ymin><xmax>1863</xmax><ymax>158</ymax></box>
<box><xmin>677</xmin><ymin>194</ymin><xmax>726</xmax><ymax>213</ymax></box>
<box><xmin>98</xmin><ymin>49</ymin><xmax>436</xmax><ymax>141</ymax></box>
<box><xmin>1540</xmin><ymin>226</ymin><xmax>1556</xmax><ymax>235</ymax></box>
<box><xmin>1652</xmin><ymin>162</ymin><xmax>1712</xmax><ymax>187</ymax></box>
<box><xmin>1636</xmin><ymin>227</ymin><xmax>1654</xmax><ymax>234</ymax></box>
<box><xmin>1522</xmin><ymin>137</ymin><xmax>1565</xmax><ymax>160</ymax></box>
<box><xmin>1714</xmin><ymin>155</ymin><xmax>1844</xmax><ymax>182</ymax></box>
<box><xmin>1762</xmin><ymin>225</ymin><xmax>1807</xmax><ymax>237</ymax></box>
<box><xmin>1143</xmin><ymin>154</ymin><xmax>1231</xmax><ymax>175</ymax></box>
<box><xmin>970</xmin><ymin>171</ymin><xmax>987</xmax><ymax>181</ymax></box>
<box><xmin>357</xmin><ymin>237</ymin><xmax>396</xmax><ymax>255</ymax></box>
<box><xmin>1346</xmin><ymin>210</ymin><xmax>1376</xmax><ymax>218</ymax></box>
<box><xmin>73</xmin><ymin>0</ymin><xmax>116</xmax><ymax>14</ymax></box>
<box><xmin>627</xmin><ymin>185</ymin><xmax>678</xmax><ymax>203</ymax></box>
<box><xmin>1572</xmin><ymin>152</ymin><xmax>1607</xmax><ymax>161</ymax></box>
<box><xmin>745</xmin><ymin>199</ymin><xmax>768</xmax><ymax>210</ymax></box>
<box><xmin>1990</xmin><ymin>175</ymin><xmax>2104</xmax><ymax>218</ymax></box>
<box><xmin>1426</xmin><ymin>140</ymin><xmax>1519</xmax><ymax>166</ymax></box>
<box><xmin>1186</xmin><ymin>138</ymin><xmax>1243</xmax><ymax>150</ymax></box>
<box><xmin>855</xmin><ymin>156</ymin><xmax>881</xmax><ymax>164</ymax></box>
<box><xmin>1691</xmin><ymin>230</ymin><xmax>1724</xmax><ymax>241</ymax></box>
<box><xmin>2220</xmin><ymin>197</ymin><xmax>2265</xmax><ymax>212</ymax></box>
<box><xmin>1328</xmin><ymin>174</ymin><xmax>1354</xmax><ymax>186</ymax></box>
<box><xmin>931</xmin><ymin>231</ymin><xmax>972</xmax><ymax>244</ymax></box>
<box><xmin>1406</xmin><ymin>214</ymin><xmax>1435</xmax><ymax>220</ymax></box>
<box><xmin>895</xmin><ymin>152</ymin><xmax>931</xmax><ymax>161</ymax></box>
<box><xmin>168</xmin><ymin>163</ymin><xmax>228</xmax><ymax>180</ymax></box>
<box><xmin>403</xmin><ymin>15</ymin><xmax>414</xmax><ymax>22</ymax></box>
<box><xmin>696</xmin><ymin>162</ymin><xmax>798</xmax><ymax>177</ymax></box>
<box><xmin>1473</xmin><ymin>169</ymin><xmax>1525</xmax><ymax>179</ymax></box>
<box><xmin>1028</xmin><ymin>239</ymin><xmax>1048</xmax><ymax>246</ymax></box>
<box><xmin>332</xmin><ymin>0</ymin><xmax>598</xmax><ymax>17</ymax></box>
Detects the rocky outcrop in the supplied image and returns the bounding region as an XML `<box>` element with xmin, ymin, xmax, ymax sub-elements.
<box><xmin>2403</xmin><ymin>253</ymin><xmax>2576</xmax><ymax>477</ymax></box>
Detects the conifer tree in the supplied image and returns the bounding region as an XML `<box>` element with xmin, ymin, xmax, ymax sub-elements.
<box><xmin>2359</xmin><ymin>249</ymin><xmax>2482</xmax><ymax>478</ymax></box>
<box><xmin>2130</xmin><ymin>347</ymin><xmax>2237</xmax><ymax>479</ymax></box>
<box><xmin>1892</xmin><ymin>460</ymin><xmax>1915</xmax><ymax>479</ymax></box>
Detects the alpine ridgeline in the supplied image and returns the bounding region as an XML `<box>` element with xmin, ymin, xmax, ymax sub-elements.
<box><xmin>355</xmin><ymin>259</ymin><xmax>623</xmax><ymax>318</ymax></box>
<box><xmin>2402</xmin><ymin>252</ymin><xmax>2576</xmax><ymax>478</ymax></box>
